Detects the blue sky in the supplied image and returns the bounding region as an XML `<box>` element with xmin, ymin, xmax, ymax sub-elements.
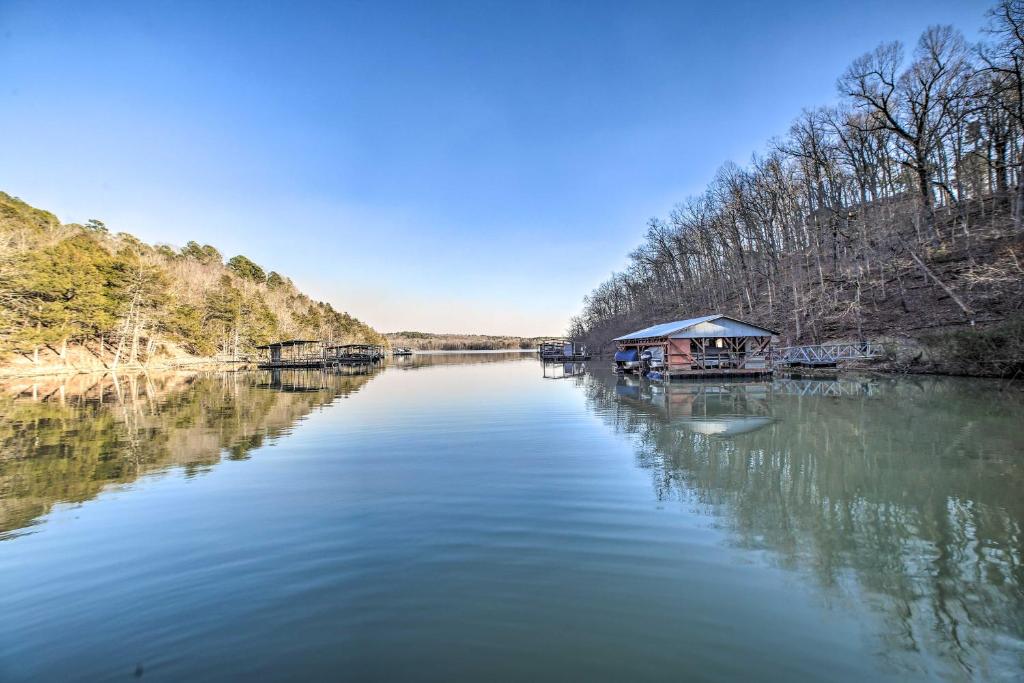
<box><xmin>0</xmin><ymin>0</ymin><xmax>988</xmax><ymax>335</ymax></box>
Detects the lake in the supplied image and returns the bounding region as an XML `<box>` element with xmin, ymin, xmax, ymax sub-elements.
<box><xmin>1</xmin><ymin>353</ymin><xmax>1022</xmax><ymax>681</ymax></box>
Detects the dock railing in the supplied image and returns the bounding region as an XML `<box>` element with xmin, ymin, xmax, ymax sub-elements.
<box><xmin>771</xmin><ymin>342</ymin><xmax>885</xmax><ymax>366</ymax></box>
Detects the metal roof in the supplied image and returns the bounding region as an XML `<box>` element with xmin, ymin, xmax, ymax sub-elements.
<box><xmin>613</xmin><ymin>315</ymin><xmax>721</xmax><ymax>341</ymax></box>
<box><xmin>613</xmin><ymin>314</ymin><xmax>778</xmax><ymax>341</ymax></box>
<box><xmin>254</xmin><ymin>339</ymin><xmax>321</xmax><ymax>349</ymax></box>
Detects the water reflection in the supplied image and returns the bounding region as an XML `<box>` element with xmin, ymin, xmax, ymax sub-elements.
<box><xmin>0</xmin><ymin>368</ymin><xmax>381</xmax><ymax>539</ymax></box>
<box><xmin>1</xmin><ymin>359</ymin><xmax>1022</xmax><ymax>680</ymax></box>
<box><xmin>542</xmin><ymin>361</ymin><xmax>588</xmax><ymax>379</ymax></box>
<box><xmin>0</xmin><ymin>353</ymin><xmax>537</xmax><ymax>541</ymax></box>
<box><xmin>585</xmin><ymin>370</ymin><xmax>1024</xmax><ymax>680</ymax></box>
<box><xmin>614</xmin><ymin>376</ymin><xmax>776</xmax><ymax>437</ymax></box>
<box><xmin>389</xmin><ymin>350</ymin><xmax>536</xmax><ymax>370</ymax></box>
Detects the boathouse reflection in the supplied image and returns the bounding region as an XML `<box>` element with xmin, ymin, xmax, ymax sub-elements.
<box><xmin>584</xmin><ymin>370</ymin><xmax>1024</xmax><ymax>680</ymax></box>
<box><xmin>613</xmin><ymin>376</ymin><xmax>776</xmax><ymax>437</ymax></box>
<box><xmin>542</xmin><ymin>361</ymin><xmax>588</xmax><ymax>379</ymax></box>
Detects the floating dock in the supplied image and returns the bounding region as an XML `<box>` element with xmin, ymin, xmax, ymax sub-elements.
<box><xmin>255</xmin><ymin>340</ymin><xmax>386</xmax><ymax>369</ymax></box>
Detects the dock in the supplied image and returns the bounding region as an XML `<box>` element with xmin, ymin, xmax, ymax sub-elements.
<box><xmin>613</xmin><ymin>314</ymin><xmax>777</xmax><ymax>378</ymax></box>
<box><xmin>657</xmin><ymin>368</ymin><xmax>775</xmax><ymax>379</ymax></box>
<box><xmin>255</xmin><ymin>340</ymin><xmax>386</xmax><ymax>369</ymax></box>
<box><xmin>538</xmin><ymin>339</ymin><xmax>591</xmax><ymax>362</ymax></box>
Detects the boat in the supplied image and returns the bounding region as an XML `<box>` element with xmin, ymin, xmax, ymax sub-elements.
<box><xmin>614</xmin><ymin>348</ymin><xmax>641</xmax><ymax>373</ymax></box>
<box><xmin>392</xmin><ymin>347</ymin><xmax>413</xmax><ymax>356</ymax></box>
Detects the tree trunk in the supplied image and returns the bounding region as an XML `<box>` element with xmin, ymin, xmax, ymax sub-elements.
<box><xmin>1016</xmin><ymin>177</ymin><xmax>1024</xmax><ymax>231</ymax></box>
<box><xmin>994</xmin><ymin>134</ymin><xmax>1009</xmax><ymax>201</ymax></box>
<box><xmin>129</xmin><ymin>316</ymin><xmax>143</xmax><ymax>365</ymax></box>
<box><xmin>112</xmin><ymin>296</ymin><xmax>137</xmax><ymax>370</ymax></box>
<box><xmin>916</xmin><ymin>162</ymin><xmax>938</xmax><ymax>244</ymax></box>
<box><xmin>907</xmin><ymin>250</ymin><xmax>973</xmax><ymax>322</ymax></box>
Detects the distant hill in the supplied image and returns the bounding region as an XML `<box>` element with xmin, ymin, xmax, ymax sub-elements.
<box><xmin>385</xmin><ymin>331</ymin><xmax>545</xmax><ymax>351</ymax></box>
<box><xmin>0</xmin><ymin>191</ymin><xmax>384</xmax><ymax>375</ymax></box>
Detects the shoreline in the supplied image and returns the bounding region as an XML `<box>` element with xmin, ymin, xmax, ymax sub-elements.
<box><xmin>0</xmin><ymin>358</ymin><xmax>254</xmax><ymax>381</ymax></box>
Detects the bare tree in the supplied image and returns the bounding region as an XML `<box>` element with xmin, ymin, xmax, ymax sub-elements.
<box><xmin>570</xmin><ymin>15</ymin><xmax>1022</xmax><ymax>355</ymax></box>
<box><xmin>839</xmin><ymin>27</ymin><xmax>975</xmax><ymax>242</ymax></box>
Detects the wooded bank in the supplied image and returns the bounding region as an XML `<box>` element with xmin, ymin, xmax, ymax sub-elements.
<box><xmin>570</xmin><ymin>2</ymin><xmax>1024</xmax><ymax>378</ymax></box>
<box><xmin>0</xmin><ymin>192</ymin><xmax>385</xmax><ymax>375</ymax></box>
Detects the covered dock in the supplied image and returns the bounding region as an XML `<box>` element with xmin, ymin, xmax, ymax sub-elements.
<box><xmin>256</xmin><ymin>340</ymin><xmax>386</xmax><ymax>369</ymax></box>
<box><xmin>538</xmin><ymin>339</ymin><xmax>590</xmax><ymax>362</ymax></box>
<box><xmin>324</xmin><ymin>344</ymin><xmax>386</xmax><ymax>365</ymax></box>
<box><xmin>255</xmin><ymin>340</ymin><xmax>325</xmax><ymax>369</ymax></box>
<box><xmin>613</xmin><ymin>314</ymin><xmax>777</xmax><ymax>378</ymax></box>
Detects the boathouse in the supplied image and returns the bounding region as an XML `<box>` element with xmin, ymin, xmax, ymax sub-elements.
<box><xmin>538</xmin><ymin>339</ymin><xmax>590</xmax><ymax>362</ymax></box>
<box><xmin>256</xmin><ymin>339</ymin><xmax>324</xmax><ymax>368</ymax></box>
<box><xmin>613</xmin><ymin>314</ymin><xmax>778</xmax><ymax>377</ymax></box>
<box><xmin>256</xmin><ymin>340</ymin><xmax>386</xmax><ymax>369</ymax></box>
<box><xmin>325</xmin><ymin>344</ymin><xmax>385</xmax><ymax>363</ymax></box>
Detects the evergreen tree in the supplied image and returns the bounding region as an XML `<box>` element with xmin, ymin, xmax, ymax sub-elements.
<box><xmin>10</xmin><ymin>234</ymin><xmax>114</xmax><ymax>360</ymax></box>
<box><xmin>226</xmin><ymin>255</ymin><xmax>266</xmax><ymax>282</ymax></box>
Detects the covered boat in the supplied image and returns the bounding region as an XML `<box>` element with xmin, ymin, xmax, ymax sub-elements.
<box><xmin>614</xmin><ymin>348</ymin><xmax>641</xmax><ymax>373</ymax></box>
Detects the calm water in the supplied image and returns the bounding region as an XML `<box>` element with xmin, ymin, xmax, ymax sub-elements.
<box><xmin>1</xmin><ymin>353</ymin><xmax>1022</xmax><ymax>682</ymax></box>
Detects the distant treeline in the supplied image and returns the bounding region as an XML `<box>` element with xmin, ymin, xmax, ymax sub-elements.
<box><xmin>570</xmin><ymin>2</ymin><xmax>1024</xmax><ymax>376</ymax></box>
<box><xmin>0</xmin><ymin>192</ymin><xmax>384</xmax><ymax>370</ymax></box>
<box><xmin>386</xmin><ymin>332</ymin><xmax>543</xmax><ymax>351</ymax></box>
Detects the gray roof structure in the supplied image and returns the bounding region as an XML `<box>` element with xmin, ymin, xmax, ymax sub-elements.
<box><xmin>614</xmin><ymin>314</ymin><xmax>778</xmax><ymax>341</ymax></box>
<box><xmin>254</xmin><ymin>339</ymin><xmax>321</xmax><ymax>349</ymax></box>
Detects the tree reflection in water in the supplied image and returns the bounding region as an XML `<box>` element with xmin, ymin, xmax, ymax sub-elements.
<box><xmin>388</xmin><ymin>349</ymin><xmax>536</xmax><ymax>370</ymax></box>
<box><xmin>584</xmin><ymin>371</ymin><xmax>1024</xmax><ymax>680</ymax></box>
<box><xmin>0</xmin><ymin>353</ymin><xmax>535</xmax><ymax>541</ymax></box>
<box><xmin>0</xmin><ymin>369</ymin><xmax>381</xmax><ymax>539</ymax></box>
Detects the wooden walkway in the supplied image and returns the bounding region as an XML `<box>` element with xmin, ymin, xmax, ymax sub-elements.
<box><xmin>665</xmin><ymin>367</ymin><xmax>774</xmax><ymax>379</ymax></box>
<box><xmin>772</xmin><ymin>342</ymin><xmax>884</xmax><ymax>367</ymax></box>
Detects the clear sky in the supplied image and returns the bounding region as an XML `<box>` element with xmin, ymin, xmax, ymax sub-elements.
<box><xmin>0</xmin><ymin>0</ymin><xmax>989</xmax><ymax>335</ymax></box>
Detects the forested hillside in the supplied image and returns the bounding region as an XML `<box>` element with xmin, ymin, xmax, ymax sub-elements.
<box><xmin>0</xmin><ymin>192</ymin><xmax>384</xmax><ymax>374</ymax></box>
<box><xmin>385</xmin><ymin>331</ymin><xmax>541</xmax><ymax>351</ymax></box>
<box><xmin>570</xmin><ymin>2</ymin><xmax>1024</xmax><ymax>376</ymax></box>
